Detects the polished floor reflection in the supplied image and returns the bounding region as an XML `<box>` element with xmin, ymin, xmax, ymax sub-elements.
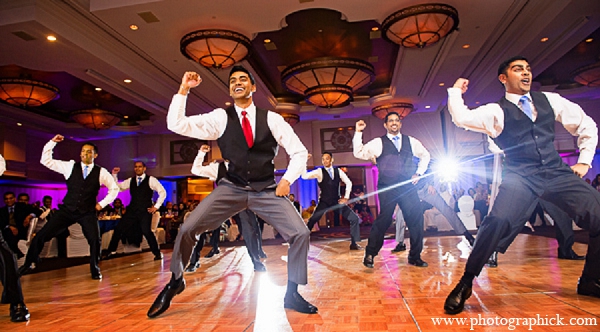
<box><xmin>3</xmin><ymin>234</ymin><xmax>599</xmax><ymax>331</ymax></box>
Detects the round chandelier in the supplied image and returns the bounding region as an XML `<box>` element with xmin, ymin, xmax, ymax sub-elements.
<box><xmin>71</xmin><ymin>108</ymin><xmax>122</xmax><ymax>130</ymax></box>
<box><xmin>572</xmin><ymin>62</ymin><xmax>600</xmax><ymax>87</ymax></box>
<box><xmin>180</xmin><ymin>29</ymin><xmax>252</xmax><ymax>69</ymax></box>
<box><xmin>281</xmin><ymin>57</ymin><xmax>375</xmax><ymax>108</ymax></box>
<box><xmin>381</xmin><ymin>3</ymin><xmax>459</xmax><ymax>48</ymax></box>
<box><xmin>371</xmin><ymin>102</ymin><xmax>414</xmax><ymax>120</ymax></box>
<box><xmin>0</xmin><ymin>78</ymin><xmax>59</xmax><ymax>107</ymax></box>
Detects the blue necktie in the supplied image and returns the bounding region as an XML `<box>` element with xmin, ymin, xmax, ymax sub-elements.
<box><xmin>520</xmin><ymin>96</ymin><xmax>533</xmax><ymax>121</ymax></box>
<box><xmin>392</xmin><ymin>136</ymin><xmax>400</xmax><ymax>151</ymax></box>
<box><xmin>137</xmin><ymin>176</ymin><xmax>142</xmax><ymax>186</ymax></box>
<box><xmin>83</xmin><ymin>165</ymin><xmax>89</xmax><ymax>179</ymax></box>
<box><xmin>328</xmin><ymin>168</ymin><xmax>334</xmax><ymax>179</ymax></box>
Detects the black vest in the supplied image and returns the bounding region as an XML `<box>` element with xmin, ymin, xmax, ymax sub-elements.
<box><xmin>62</xmin><ymin>163</ymin><xmax>101</xmax><ymax>213</ymax></box>
<box><xmin>216</xmin><ymin>106</ymin><xmax>278</xmax><ymax>191</ymax></box>
<box><xmin>493</xmin><ymin>91</ymin><xmax>566</xmax><ymax>176</ymax></box>
<box><xmin>128</xmin><ymin>175</ymin><xmax>154</xmax><ymax>211</ymax></box>
<box><xmin>318</xmin><ymin>167</ymin><xmax>341</xmax><ymax>204</ymax></box>
<box><xmin>376</xmin><ymin>135</ymin><xmax>417</xmax><ymax>186</ymax></box>
<box><xmin>216</xmin><ymin>162</ymin><xmax>227</xmax><ymax>183</ymax></box>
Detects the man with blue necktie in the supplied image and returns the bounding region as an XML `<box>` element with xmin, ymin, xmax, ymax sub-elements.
<box><xmin>19</xmin><ymin>135</ymin><xmax>119</xmax><ymax>280</ymax></box>
<box><xmin>444</xmin><ymin>56</ymin><xmax>600</xmax><ymax>314</ymax></box>
<box><xmin>302</xmin><ymin>152</ymin><xmax>362</xmax><ymax>250</ymax></box>
<box><xmin>353</xmin><ymin>112</ymin><xmax>431</xmax><ymax>269</ymax></box>
<box><xmin>104</xmin><ymin>161</ymin><xmax>166</xmax><ymax>261</ymax></box>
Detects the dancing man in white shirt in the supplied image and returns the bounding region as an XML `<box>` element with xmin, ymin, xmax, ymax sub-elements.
<box><xmin>147</xmin><ymin>66</ymin><xmax>315</xmax><ymax>318</ymax></box>
<box><xmin>353</xmin><ymin>113</ymin><xmax>431</xmax><ymax>268</ymax></box>
<box><xmin>105</xmin><ymin>161</ymin><xmax>167</xmax><ymax>261</ymax></box>
<box><xmin>19</xmin><ymin>135</ymin><xmax>119</xmax><ymax>280</ymax></box>
<box><xmin>302</xmin><ymin>152</ymin><xmax>362</xmax><ymax>250</ymax></box>
<box><xmin>444</xmin><ymin>56</ymin><xmax>600</xmax><ymax>314</ymax></box>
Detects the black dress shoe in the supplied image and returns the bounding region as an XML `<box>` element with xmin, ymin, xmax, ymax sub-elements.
<box><xmin>577</xmin><ymin>277</ymin><xmax>600</xmax><ymax>297</ymax></box>
<box><xmin>408</xmin><ymin>258</ymin><xmax>428</xmax><ymax>267</ymax></box>
<box><xmin>154</xmin><ymin>253</ymin><xmax>164</xmax><ymax>261</ymax></box>
<box><xmin>18</xmin><ymin>263</ymin><xmax>35</xmax><ymax>276</ymax></box>
<box><xmin>253</xmin><ymin>261</ymin><xmax>267</xmax><ymax>272</ymax></box>
<box><xmin>147</xmin><ymin>278</ymin><xmax>186</xmax><ymax>318</ymax></box>
<box><xmin>363</xmin><ymin>254</ymin><xmax>374</xmax><ymax>268</ymax></box>
<box><xmin>391</xmin><ymin>243</ymin><xmax>407</xmax><ymax>253</ymax></box>
<box><xmin>558</xmin><ymin>249</ymin><xmax>585</xmax><ymax>260</ymax></box>
<box><xmin>205</xmin><ymin>248</ymin><xmax>220</xmax><ymax>258</ymax></box>
<box><xmin>444</xmin><ymin>281</ymin><xmax>472</xmax><ymax>315</ymax></box>
<box><xmin>10</xmin><ymin>303</ymin><xmax>30</xmax><ymax>322</ymax></box>
<box><xmin>185</xmin><ymin>262</ymin><xmax>199</xmax><ymax>273</ymax></box>
<box><xmin>92</xmin><ymin>272</ymin><xmax>102</xmax><ymax>280</ymax></box>
<box><xmin>349</xmin><ymin>243</ymin><xmax>363</xmax><ymax>250</ymax></box>
<box><xmin>103</xmin><ymin>252</ymin><xmax>116</xmax><ymax>260</ymax></box>
<box><xmin>486</xmin><ymin>251</ymin><xmax>498</xmax><ymax>268</ymax></box>
<box><xmin>283</xmin><ymin>292</ymin><xmax>318</xmax><ymax>314</ymax></box>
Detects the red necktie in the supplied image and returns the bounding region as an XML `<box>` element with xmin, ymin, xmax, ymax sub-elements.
<box><xmin>241</xmin><ymin>110</ymin><xmax>254</xmax><ymax>148</ymax></box>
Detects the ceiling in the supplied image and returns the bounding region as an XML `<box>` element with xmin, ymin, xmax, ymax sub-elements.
<box><xmin>1</xmin><ymin>0</ymin><xmax>600</xmax><ymax>141</ymax></box>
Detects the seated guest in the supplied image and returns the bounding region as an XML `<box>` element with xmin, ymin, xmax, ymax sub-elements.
<box><xmin>0</xmin><ymin>192</ymin><xmax>39</xmax><ymax>258</ymax></box>
<box><xmin>289</xmin><ymin>194</ymin><xmax>301</xmax><ymax>213</ymax></box>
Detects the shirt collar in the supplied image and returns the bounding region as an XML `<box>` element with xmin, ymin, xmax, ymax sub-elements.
<box><xmin>505</xmin><ymin>92</ymin><xmax>531</xmax><ymax>106</ymax></box>
<box><xmin>137</xmin><ymin>173</ymin><xmax>146</xmax><ymax>180</ymax></box>
<box><xmin>386</xmin><ymin>133</ymin><xmax>402</xmax><ymax>140</ymax></box>
<box><xmin>234</xmin><ymin>103</ymin><xmax>256</xmax><ymax>117</ymax></box>
<box><xmin>81</xmin><ymin>162</ymin><xmax>94</xmax><ymax>169</ymax></box>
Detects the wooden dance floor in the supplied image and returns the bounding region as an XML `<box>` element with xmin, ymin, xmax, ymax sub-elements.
<box><xmin>3</xmin><ymin>233</ymin><xmax>599</xmax><ymax>331</ymax></box>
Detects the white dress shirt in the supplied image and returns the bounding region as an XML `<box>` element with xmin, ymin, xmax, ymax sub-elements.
<box><xmin>113</xmin><ymin>173</ymin><xmax>167</xmax><ymax>209</ymax></box>
<box><xmin>447</xmin><ymin>87</ymin><xmax>598</xmax><ymax>166</ymax></box>
<box><xmin>167</xmin><ymin>94</ymin><xmax>307</xmax><ymax>185</ymax></box>
<box><xmin>40</xmin><ymin>140</ymin><xmax>119</xmax><ymax>208</ymax></box>
<box><xmin>190</xmin><ymin>150</ymin><xmax>228</xmax><ymax>181</ymax></box>
<box><xmin>352</xmin><ymin>132</ymin><xmax>431</xmax><ymax>176</ymax></box>
<box><xmin>302</xmin><ymin>167</ymin><xmax>352</xmax><ymax>199</ymax></box>
<box><xmin>0</xmin><ymin>154</ymin><xmax>5</xmax><ymax>176</ymax></box>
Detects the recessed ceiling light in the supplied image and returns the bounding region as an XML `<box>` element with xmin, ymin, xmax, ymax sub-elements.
<box><xmin>124</xmin><ymin>79</ymin><xmax>132</xmax><ymax>83</ymax></box>
<box><xmin>264</xmin><ymin>39</ymin><xmax>271</xmax><ymax>43</ymax></box>
<box><xmin>476</xmin><ymin>101</ymin><xmax>480</xmax><ymax>104</ymax></box>
<box><xmin>462</xmin><ymin>44</ymin><xmax>470</xmax><ymax>49</ymax></box>
<box><xmin>586</xmin><ymin>38</ymin><xmax>593</xmax><ymax>43</ymax></box>
<box><xmin>17</xmin><ymin>123</ymin><xmax>22</xmax><ymax>126</ymax></box>
<box><xmin>425</xmin><ymin>105</ymin><xmax>431</xmax><ymax>109</ymax></box>
<box><xmin>124</xmin><ymin>115</ymin><xmax>129</xmax><ymax>119</ymax></box>
<box><xmin>439</xmin><ymin>83</ymin><xmax>445</xmax><ymax>86</ymax></box>
<box><xmin>371</xmin><ymin>27</ymin><xmax>379</xmax><ymax>31</ymax></box>
<box><xmin>47</xmin><ymin>35</ymin><xmax>57</xmax><ymax>41</ymax></box>
<box><xmin>225</xmin><ymin>102</ymin><xmax>231</xmax><ymax>106</ymax></box>
<box><xmin>129</xmin><ymin>24</ymin><xmax>139</xmax><ymax>31</ymax></box>
<box><xmin>540</xmin><ymin>37</ymin><xmax>549</xmax><ymax>42</ymax></box>
<box><xmin>95</xmin><ymin>87</ymin><xmax>102</xmax><ymax>91</ymax></box>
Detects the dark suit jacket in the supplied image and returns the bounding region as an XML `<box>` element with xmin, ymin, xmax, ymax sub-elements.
<box><xmin>0</xmin><ymin>202</ymin><xmax>40</xmax><ymax>240</ymax></box>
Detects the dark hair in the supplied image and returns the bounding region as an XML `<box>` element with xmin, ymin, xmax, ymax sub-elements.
<box><xmin>4</xmin><ymin>191</ymin><xmax>15</xmax><ymax>198</ymax></box>
<box><xmin>135</xmin><ymin>161</ymin><xmax>146</xmax><ymax>167</ymax></box>
<box><xmin>81</xmin><ymin>142</ymin><xmax>98</xmax><ymax>154</ymax></box>
<box><xmin>43</xmin><ymin>195</ymin><xmax>52</xmax><ymax>201</ymax></box>
<box><xmin>17</xmin><ymin>193</ymin><xmax>29</xmax><ymax>199</ymax></box>
<box><xmin>384</xmin><ymin>111</ymin><xmax>401</xmax><ymax>123</ymax></box>
<box><xmin>229</xmin><ymin>65</ymin><xmax>255</xmax><ymax>85</ymax></box>
<box><xmin>322</xmin><ymin>151</ymin><xmax>333</xmax><ymax>158</ymax></box>
<box><xmin>497</xmin><ymin>56</ymin><xmax>528</xmax><ymax>77</ymax></box>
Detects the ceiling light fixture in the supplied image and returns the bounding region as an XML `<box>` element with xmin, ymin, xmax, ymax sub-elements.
<box><xmin>281</xmin><ymin>57</ymin><xmax>375</xmax><ymax>108</ymax></box>
<box><xmin>278</xmin><ymin>112</ymin><xmax>300</xmax><ymax>126</ymax></box>
<box><xmin>71</xmin><ymin>108</ymin><xmax>122</xmax><ymax>130</ymax></box>
<box><xmin>371</xmin><ymin>102</ymin><xmax>414</xmax><ymax>119</ymax></box>
<box><xmin>573</xmin><ymin>62</ymin><xmax>600</xmax><ymax>87</ymax></box>
<box><xmin>180</xmin><ymin>29</ymin><xmax>252</xmax><ymax>69</ymax></box>
<box><xmin>47</xmin><ymin>35</ymin><xmax>57</xmax><ymax>41</ymax></box>
<box><xmin>381</xmin><ymin>3</ymin><xmax>459</xmax><ymax>48</ymax></box>
<box><xmin>0</xmin><ymin>78</ymin><xmax>59</xmax><ymax>107</ymax></box>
